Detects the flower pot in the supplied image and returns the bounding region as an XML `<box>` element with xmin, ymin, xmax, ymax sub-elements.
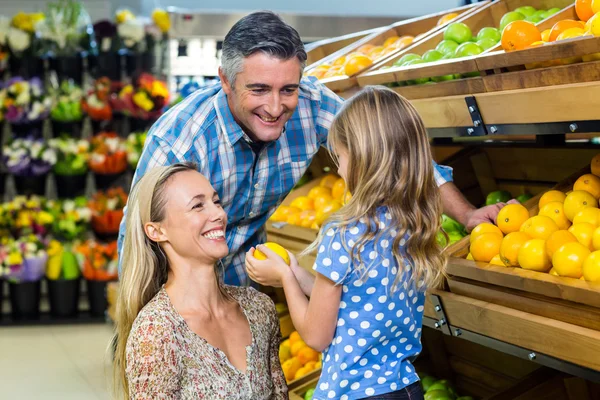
<box><xmin>93</xmin><ymin>171</ymin><xmax>124</xmax><ymax>190</ymax></box>
<box><xmin>125</xmin><ymin>52</ymin><xmax>155</xmax><ymax>77</ymax></box>
<box><xmin>47</xmin><ymin>278</ymin><xmax>80</xmax><ymax>318</ymax></box>
<box><xmin>9</xmin><ymin>280</ymin><xmax>41</xmax><ymax>320</ymax></box>
<box><xmin>55</xmin><ymin>173</ymin><xmax>88</xmax><ymax>198</ymax></box>
<box><xmin>90</xmin><ymin>51</ymin><xmax>121</xmax><ymax>81</ymax></box>
<box><xmin>87</xmin><ymin>279</ymin><xmax>110</xmax><ymax>317</ymax></box>
<box><xmin>13</xmin><ymin>173</ymin><xmax>47</xmax><ymax>196</ymax></box>
<box><xmin>49</xmin><ymin>54</ymin><xmax>84</xmax><ymax>85</ymax></box>
<box><xmin>51</xmin><ymin>119</ymin><xmax>84</xmax><ymax>139</ymax></box>
<box><xmin>9</xmin><ymin>55</ymin><xmax>45</xmax><ymax>79</ymax></box>
<box><xmin>11</xmin><ymin>120</ymin><xmax>45</xmax><ymax>138</ymax></box>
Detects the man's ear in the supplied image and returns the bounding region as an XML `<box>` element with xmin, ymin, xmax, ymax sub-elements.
<box><xmin>144</xmin><ymin>222</ymin><xmax>168</xmax><ymax>243</ymax></box>
<box><xmin>218</xmin><ymin>67</ymin><xmax>233</xmax><ymax>95</ymax></box>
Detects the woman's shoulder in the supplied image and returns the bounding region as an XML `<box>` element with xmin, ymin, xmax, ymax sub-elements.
<box><xmin>129</xmin><ymin>289</ymin><xmax>182</xmax><ymax>340</ymax></box>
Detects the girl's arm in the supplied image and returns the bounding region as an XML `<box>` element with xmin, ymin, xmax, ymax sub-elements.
<box><xmin>290</xmin><ymin>261</ymin><xmax>316</xmax><ymax>297</ymax></box>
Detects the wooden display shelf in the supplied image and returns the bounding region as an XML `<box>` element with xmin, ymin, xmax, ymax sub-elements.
<box><xmin>306</xmin><ymin>27</ymin><xmax>384</xmax><ymax>66</ymax></box>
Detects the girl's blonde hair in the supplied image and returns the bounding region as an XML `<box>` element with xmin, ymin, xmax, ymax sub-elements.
<box><xmin>113</xmin><ymin>162</ymin><xmax>227</xmax><ymax>399</ymax></box>
<box><xmin>306</xmin><ymin>86</ymin><xmax>447</xmax><ymax>292</ymax></box>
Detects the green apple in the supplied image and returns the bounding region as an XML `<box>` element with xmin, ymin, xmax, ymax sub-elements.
<box><xmin>547</xmin><ymin>7</ymin><xmax>562</xmax><ymax>15</ymax></box>
<box><xmin>454</xmin><ymin>73</ymin><xmax>463</xmax><ymax>79</ymax></box>
<box><xmin>454</xmin><ymin>42</ymin><xmax>483</xmax><ymax>58</ymax></box>
<box><xmin>514</xmin><ymin>6</ymin><xmax>537</xmax><ymax>17</ymax></box>
<box><xmin>516</xmin><ymin>193</ymin><xmax>533</xmax><ymax>203</ymax></box>
<box><xmin>477</xmin><ymin>27</ymin><xmax>501</xmax><ymax>42</ymax></box>
<box><xmin>526</xmin><ymin>14</ymin><xmax>545</xmax><ymax>23</ymax></box>
<box><xmin>441</xmin><ymin>214</ymin><xmax>463</xmax><ymax>232</ymax></box>
<box><xmin>486</xmin><ymin>190</ymin><xmax>512</xmax><ymax>205</ymax></box>
<box><xmin>404</xmin><ymin>59</ymin><xmax>430</xmax><ymax>85</ymax></box>
<box><xmin>477</xmin><ymin>38</ymin><xmax>498</xmax><ymax>50</ymax></box>
<box><xmin>436</xmin><ymin>39</ymin><xmax>460</xmax><ymax>55</ymax></box>
<box><xmin>533</xmin><ymin>10</ymin><xmax>547</xmax><ymax>19</ymax></box>
<box><xmin>421</xmin><ymin>376</ymin><xmax>437</xmax><ymax>392</ymax></box>
<box><xmin>424</xmin><ymin>389</ymin><xmax>453</xmax><ymax>400</ymax></box>
<box><xmin>444</xmin><ymin>22</ymin><xmax>473</xmax><ymax>44</ymax></box>
<box><xmin>499</xmin><ymin>11</ymin><xmax>526</xmax><ymax>32</ymax></box>
<box><xmin>448</xmin><ymin>231</ymin><xmax>465</xmax><ymax>244</ymax></box>
<box><xmin>432</xmin><ymin>74</ymin><xmax>455</xmax><ymax>82</ymax></box>
<box><xmin>423</xmin><ymin>49</ymin><xmax>444</xmax><ymax>63</ymax></box>
<box><xmin>463</xmin><ymin>71</ymin><xmax>481</xmax><ymax>78</ymax></box>
<box><xmin>394</xmin><ymin>53</ymin><xmax>421</xmax><ymax>67</ymax></box>
<box><xmin>304</xmin><ymin>388</ymin><xmax>315</xmax><ymax>400</ymax></box>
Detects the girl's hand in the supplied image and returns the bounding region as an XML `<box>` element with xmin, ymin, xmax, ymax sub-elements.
<box><xmin>245</xmin><ymin>245</ymin><xmax>295</xmax><ymax>288</ymax></box>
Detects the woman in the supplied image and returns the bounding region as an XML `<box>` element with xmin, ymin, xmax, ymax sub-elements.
<box><xmin>113</xmin><ymin>162</ymin><xmax>287</xmax><ymax>399</ymax></box>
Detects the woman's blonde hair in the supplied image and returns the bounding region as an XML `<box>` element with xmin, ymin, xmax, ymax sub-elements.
<box><xmin>306</xmin><ymin>86</ymin><xmax>447</xmax><ymax>292</ymax></box>
<box><xmin>112</xmin><ymin>162</ymin><xmax>227</xmax><ymax>399</ymax></box>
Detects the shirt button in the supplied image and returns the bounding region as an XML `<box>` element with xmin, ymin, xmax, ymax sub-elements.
<box><xmin>249</xmin><ymin>211</ymin><xmax>255</xmax><ymax>218</ymax></box>
<box><xmin>254</xmin><ymin>183</ymin><xmax>259</xmax><ymax>189</ymax></box>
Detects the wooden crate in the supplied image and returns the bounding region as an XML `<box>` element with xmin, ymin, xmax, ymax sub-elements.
<box><xmin>306</xmin><ymin>28</ymin><xmax>383</xmax><ymax>66</ymax></box>
<box><xmin>356</xmin><ymin>0</ymin><xmax>574</xmax><ymax>98</ymax></box>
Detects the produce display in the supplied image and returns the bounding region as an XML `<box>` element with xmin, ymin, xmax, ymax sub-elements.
<box><xmin>467</xmin><ymin>154</ymin><xmax>600</xmax><ymax>282</ymax></box>
<box><xmin>279</xmin><ymin>330</ymin><xmax>322</xmax><ymax>383</ymax></box>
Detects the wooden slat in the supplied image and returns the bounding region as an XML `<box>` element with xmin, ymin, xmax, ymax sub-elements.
<box><xmin>486</xmin><ymin>368</ymin><xmax>559</xmax><ymax>400</ymax></box>
<box><xmin>306</xmin><ymin>28</ymin><xmax>381</xmax><ymax>66</ymax></box>
<box><xmin>411</xmin><ymin>95</ymin><xmax>472</xmax><ymax>128</ymax></box>
<box><xmin>393</xmin><ymin>77</ymin><xmax>485</xmax><ymax>100</ymax></box>
<box><xmin>429</xmin><ymin>289</ymin><xmax>600</xmax><ymax>371</ymax></box>
<box><xmin>322</xmin><ymin>76</ymin><xmax>358</xmax><ymax>93</ymax></box>
<box><xmin>513</xmin><ymin>377</ymin><xmax>569</xmax><ymax>400</ymax></box>
<box><xmin>455</xmin><ymin>376</ymin><xmax>496</xmax><ymax>398</ymax></box>
<box><xmin>448</xmin><ymin>355</ymin><xmax>516</xmax><ymax>391</ymax></box>
<box><xmin>564</xmin><ymin>377</ymin><xmax>593</xmax><ymax>400</ymax></box>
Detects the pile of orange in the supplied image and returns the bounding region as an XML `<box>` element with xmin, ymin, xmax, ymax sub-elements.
<box><xmin>468</xmin><ymin>153</ymin><xmax>600</xmax><ymax>283</ymax></box>
<box><xmin>269</xmin><ymin>173</ymin><xmax>349</xmax><ymax>230</ymax></box>
<box><xmin>280</xmin><ymin>331</ymin><xmax>322</xmax><ymax>382</ymax></box>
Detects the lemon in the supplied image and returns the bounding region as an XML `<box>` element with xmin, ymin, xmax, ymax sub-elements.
<box><xmin>520</xmin><ymin>215</ymin><xmax>559</xmax><ymax>240</ymax></box>
<box><xmin>552</xmin><ymin>242</ymin><xmax>591</xmax><ymax>278</ymax></box>
<box><xmin>574</xmin><ymin>174</ymin><xmax>600</xmax><ymax>199</ymax></box>
<box><xmin>573</xmin><ymin>207</ymin><xmax>600</xmax><ymax>226</ymax></box>
<box><xmin>539</xmin><ymin>201</ymin><xmax>571</xmax><ymax>230</ymax></box>
<box><xmin>489</xmin><ymin>254</ymin><xmax>504</xmax><ymax>266</ymax></box>
<box><xmin>254</xmin><ymin>242</ymin><xmax>291</xmax><ymax>265</ymax></box>
<box><xmin>546</xmin><ymin>230</ymin><xmax>578</xmax><ymax>258</ymax></box>
<box><xmin>563</xmin><ymin>190</ymin><xmax>598</xmax><ymax>221</ymax></box>
<box><xmin>499</xmin><ymin>232</ymin><xmax>531</xmax><ymax>267</ymax></box>
<box><xmin>466</xmin><ymin>253</ymin><xmax>474</xmax><ymax>260</ymax></box>
<box><xmin>470</xmin><ymin>223</ymin><xmax>503</xmax><ymax>243</ymax></box>
<box><xmin>470</xmin><ymin>233</ymin><xmax>502</xmax><ymax>262</ymax></box>
<box><xmin>569</xmin><ymin>223</ymin><xmax>596</xmax><ymax>251</ymax></box>
<box><xmin>549</xmin><ymin>268</ymin><xmax>560</xmax><ymax>276</ymax></box>
<box><xmin>496</xmin><ymin>204</ymin><xmax>530</xmax><ymax>234</ymax></box>
<box><xmin>594</xmin><ymin>226</ymin><xmax>600</xmax><ymax>250</ymax></box>
<box><xmin>518</xmin><ymin>239</ymin><xmax>552</xmax><ymax>272</ymax></box>
<box><xmin>583</xmin><ymin>251</ymin><xmax>600</xmax><ymax>282</ymax></box>
<box><xmin>539</xmin><ymin>190</ymin><xmax>566</xmax><ymax>209</ymax></box>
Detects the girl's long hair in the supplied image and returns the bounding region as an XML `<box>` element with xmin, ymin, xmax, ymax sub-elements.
<box><xmin>305</xmin><ymin>86</ymin><xmax>447</xmax><ymax>292</ymax></box>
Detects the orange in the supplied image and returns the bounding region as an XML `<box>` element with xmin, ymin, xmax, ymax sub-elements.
<box><xmin>470</xmin><ymin>223</ymin><xmax>503</xmax><ymax>243</ymax></box>
<box><xmin>332</xmin><ymin>56</ymin><xmax>347</xmax><ymax>66</ymax></box>
<box><xmin>270</xmin><ymin>205</ymin><xmax>300</xmax><ymax>222</ymax></box>
<box><xmin>282</xmin><ymin>357</ymin><xmax>302</xmax><ymax>381</ymax></box>
<box><xmin>290</xmin><ymin>196</ymin><xmax>315</xmax><ymax>211</ymax></box>
<box><xmin>314</xmin><ymin>200</ymin><xmax>343</xmax><ymax>225</ymax></box>
<box><xmin>313</xmin><ymin>193</ymin><xmax>334</xmax><ymax>211</ymax></box>
<box><xmin>563</xmin><ymin>190</ymin><xmax>598</xmax><ymax>221</ymax></box>
<box><xmin>323</xmin><ymin>66</ymin><xmax>344</xmax><ymax>79</ymax></box>
<box><xmin>583</xmin><ymin>250</ymin><xmax>600</xmax><ymax>282</ymax></box>
<box><xmin>541</xmin><ymin>29</ymin><xmax>552</xmax><ymax>42</ymax></box>
<box><xmin>290</xmin><ymin>340</ymin><xmax>307</xmax><ymax>357</ymax></box>
<box><xmin>368</xmin><ymin>45</ymin><xmax>385</xmax><ymax>56</ymax></box>
<box><xmin>593</xmin><ymin>0</ymin><xmax>600</xmax><ymax>14</ymax></box>
<box><xmin>254</xmin><ymin>242</ymin><xmax>291</xmax><ymax>265</ymax></box>
<box><xmin>470</xmin><ymin>233</ymin><xmax>503</xmax><ymax>263</ymax></box>
<box><xmin>520</xmin><ymin>216</ymin><xmax>559</xmax><ymax>240</ymax></box>
<box><xmin>569</xmin><ymin>223</ymin><xmax>596</xmax><ymax>251</ymax></box>
<box><xmin>297</xmin><ymin>347</ymin><xmax>319</xmax><ymax>365</ymax></box>
<box><xmin>394</xmin><ymin>36</ymin><xmax>414</xmax><ymax>50</ymax></box>
<box><xmin>594</xmin><ymin>226</ymin><xmax>600</xmax><ymax>250</ymax></box>
<box><xmin>573</xmin><ymin>207</ymin><xmax>600</xmax><ymax>226</ymax></box>
<box><xmin>552</xmin><ymin>242</ymin><xmax>591</xmax><ymax>278</ymax></box>
<box><xmin>383</xmin><ymin>36</ymin><xmax>400</xmax><ymax>48</ymax></box>
<box><xmin>489</xmin><ymin>254</ymin><xmax>505</xmax><ymax>266</ymax></box>
<box><xmin>287</xmin><ymin>213</ymin><xmax>302</xmax><ymax>226</ymax></box>
<box><xmin>538</xmin><ymin>201</ymin><xmax>572</xmax><ymax>230</ymax></box>
<box><xmin>591</xmin><ymin>153</ymin><xmax>600</xmax><ymax>177</ymax></box>
<box><xmin>307</xmin><ymin>186</ymin><xmax>332</xmax><ymax>200</ymax></box>
<box><xmin>314</xmin><ymin>360</ymin><xmax>322</xmax><ymax>370</ymax></box>
<box><xmin>437</xmin><ymin>12</ymin><xmax>459</xmax><ymax>26</ymax></box>
<box><xmin>518</xmin><ymin>239</ymin><xmax>552</xmax><ymax>272</ymax></box>
<box><xmin>331</xmin><ymin>178</ymin><xmax>346</xmax><ymax>200</ymax></box>
<box><xmin>549</xmin><ymin>20</ymin><xmax>586</xmax><ymax>42</ymax></box>
<box><xmin>549</xmin><ymin>268</ymin><xmax>560</xmax><ymax>276</ymax></box>
<box><xmin>501</xmin><ymin>21</ymin><xmax>542</xmax><ymax>52</ymax></box>
<box><xmin>320</xmin><ymin>174</ymin><xmax>340</xmax><ymax>189</ymax></box>
<box><xmin>304</xmin><ymin>361</ymin><xmax>317</xmax><ymax>371</ymax></box>
<box><xmin>294</xmin><ymin>366</ymin><xmax>310</xmax><ymax>380</ymax></box>
<box><xmin>577</xmin><ymin>0</ymin><xmax>595</xmax><ymax>21</ymax></box>
<box><xmin>546</xmin><ymin>230</ymin><xmax>578</xmax><ymax>258</ymax></box>
<box><xmin>357</xmin><ymin>44</ymin><xmax>376</xmax><ymax>54</ymax></box>
<box><xmin>307</xmin><ymin>65</ymin><xmax>331</xmax><ymax>79</ymax></box>
<box><xmin>496</xmin><ymin>204</ymin><xmax>530</xmax><ymax>234</ymax></box>
<box><xmin>344</xmin><ymin>54</ymin><xmax>373</xmax><ymax>76</ymax></box>
<box><xmin>539</xmin><ymin>190</ymin><xmax>567</xmax><ymax>208</ymax></box>
<box><xmin>556</xmin><ymin>27</ymin><xmax>586</xmax><ymax>41</ymax></box>
<box><xmin>573</xmin><ymin>174</ymin><xmax>600</xmax><ymax>199</ymax></box>
<box><xmin>289</xmin><ymin>331</ymin><xmax>302</xmax><ymax>346</ymax></box>
<box><xmin>499</xmin><ymin>232</ymin><xmax>531</xmax><ymax>267</ymax></box>
<box><xmin>279</xmin><ymin>342</ymin><xmax>291</xmax><ymax>363</ymax></box>
<box><xmin>299</xmin><ymin>210</ymin><xmax>317</xmax><ymax>228</ymax></box>
<box><xmin>466</xmin><ymin>253</ymin><xmax>474</xmax><ymax>260</ymax></box>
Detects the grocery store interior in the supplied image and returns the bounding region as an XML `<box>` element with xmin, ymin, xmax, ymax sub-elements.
<box><xmin>1</xmin><ymin>0</ymin><xmax>600</xmax><ymax>399</ymax></box>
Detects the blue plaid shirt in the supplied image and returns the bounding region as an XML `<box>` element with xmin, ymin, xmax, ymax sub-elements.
<box><xmin>118</xmin><ymin>77</ymin><xmax>453</xmax><ymax>286</ymax></box>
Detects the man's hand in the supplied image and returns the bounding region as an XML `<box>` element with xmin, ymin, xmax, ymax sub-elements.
<box><xmin>463</xmin><ymin>199</ymin><xmax>520</xmax><ymax>232</ymax></box>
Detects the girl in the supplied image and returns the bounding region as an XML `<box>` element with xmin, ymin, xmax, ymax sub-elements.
<box><xmin>114</xmin><ymin>163</ymin><xmax>286</xmax><ymax>399</ymax></box>
<box><xmin>246</xmin><ymin>86</ymin><xmax>447</xmax><ymax>400</ymax></box>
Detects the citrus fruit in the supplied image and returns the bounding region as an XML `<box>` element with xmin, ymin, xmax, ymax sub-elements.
<box><xmin>332</xmin><ymin>56</ymin><xmax>347</xmax><ymax>67</ymax></box>
<box><xmin>500</xmin><ymin>231</ymin><xmax>531</xmax><ymax>267</ymax></box>
<box><xmin>556</xmin><ymin>27</ymin><xmax>586</xmax><ymax>40</ymax></box>
<box><xmin>518</xmin><ymin>239</ymin><xmax>552</xmax><ymax>272</ymax></box>
<box><xmin>289</xmin><ymin>331</ymin><xmax>302</xmax><ymax>345</ymax></box>
<box><xmin>552</xmin><ymin>242</ymin><xmax>591</xmax><ymax>278</ymax></box>
<box><xmin>304</xmin><ymin>361</ymin><xmax>317</xmax><ymax>371</ymax></box>
<box><xmin>520</xmin><ymin>216</ymin><xmax>559</xmax><ymax>240</ymax></box>
<box><xmin>470</xmin><ymin>233</ymin><xmax>503</xmax><ymax>262</ymax></box>
<box><xmin>271</xmin><ymin>205</ymin><xmax>301</xmax><ymax>223</ymax></box>
<box><xmin>323</xmin><ymin>66</ymin><xmax>344</xmax><ymax>78</ymax></box>
<box><xmin>569</xmin><ymin>223</ymin><xmax>596</xmax><ymax>250</ymax></box>
<box><xmin>279</xmin><ymin>343</ymin><xmax>292</xmax><ymax>363</ymax></box>
<box><xmin>539</xmin><ymin>190</ymin><xmax>567</xmax><ymax>208</ymax></box>
<box><xmin>357</xmin><ymin>44</ymin><xmax>375</xmax><ymax>54</ymax></box>
<box><xmin>287</xmin><ymin>213</ymin><xmax>302</xmax><ymax>225</ymax></box>
<box><xmin>594</xmin><ymin>226</ymin><xmax>600</xmax><ymax>250</ymax></box>
<box><xmin>546</xmin><ymin>230</ymin><xmax>578</xmax><ymax>258</ymax></box>
<box><xmin>383</xmin><ymin>36</ymin><xmax>400</xmax><ymax>48</ymax></box>
<box><xmin>496</xmin><ymin>203</ymin><xmax>530</xmax><ymax>234</ymax></box>
<box><xmin>313</xmin><ymin>193</ymin><xmax>334</xmax><ymax>211</ymax></box>
<box><xmin>573</xmin><ymin>207</ymin><xmax>600</xmax><ymax>226</ymax></box>
<box><xmin>394</xmin><ymin>36</ymin><xmax>414</xmax><ymax>49</ymax></box>
<box><xmin>254</xmin><ymin>242</ymin><xmax>291</xmax><ymax>265</ymax></box>
<box><xmin>291</xmin><ymin>340</ymin><xmax>307</xmax><ymax>357</ymax></box>
<box><xmin>299</xmin><ymin>210</ymin><xmax>317</xmax><ymax>228</ymax></box>
<box><xmin>489</xmin><ymin>254</ymin><xmax>505</xmax><ymax>266</ymax></box>
<box><xmin>470</xmin><ymin>223</ymin><xmax>503</xmax><ymax>243</ymax></box>
<box><xmin>564</xmin><ymin>190</ymin><xmax>598</xmax><ymax>221</ymax></box>
<box><xmin>282</xmin><ymin>357</ymin><xmax>302</xmax><ymax>381</ymax></box>
<box><xmin>290</xmin><ymin>196</ymin><xmax>315</xmax><ymax>211</ymax></box>
<box><xmin>592</xmin><ymin>153</ymin><xmax>600</xmax><ymax>177</ymax></box>
<box><xmin>307</xmin><ymin>186</ymin><xmax>331</xmax><ymax>200</ymax></box>
<box><xmin>331</xmin><ymin>178</ymin><xmax>346</xmax><ymax>200</ymax></box>
<box><xmin>593</xmin><ymin>0</ymin><xmax>600</xmax><ymax>14</ymax></box>
<box><xmin>297</xmin><ymin>347</ymin><xmax>319</xmax><ymax>365</ymax></box>
<box><xmin>549</xmin><ymin>20</ymin><xmax>586</xmax><ymax>42</ymax></box>
<box><xmin>583</xmin><ymin>250</ymin><xmax>600</xmax><ymax>282</ymax></box>
<box><xmin>295</xmin><ymin>366</ymin><xmax>310</xmax><ymax>380</ymax></box>
<box><xmin>574</xmin><ymin>174</ymin><xmax>600</xmax><ymax>199</ymax></box>
<box><xmin>539</xmin><ymin>201</ymin><xmax>572</xmax><ymax>230</ymax></box>
<box><xmin>344</xmin><ymin>54</ymin><xmax>373</xmax><ymax>76</ymax></box>
<box><xmin>466</xmin><ymin>253</ymin><xmax>474</xmax><ymax>260</ymax></box>
<box><xmin>438</xmin><ymin>12</ymin><xmax>459</xmax><ymax>26</ymax></box>
<box><xmin>502</xmin><ymin>21</ymin><xmax>542</xmax><ymax>52</ymax></box>
<box><xmin>587</xmin><ymin>12</ymin><xmax>600</xmax><ymax>36</ymax></box>
<box><xmin>320</xmin><ymin>174</ymin><xmax>339</xmax><ymax>189</ymax></box>
<box><xmin>577</xmin><ymin>0</ymin><xmax>595</xmax><ymax>21</ymax></box>
<box><xmin>549</xmin><ymin>268</ymin><xmax>560</xmax><ymax>276</ymax></box>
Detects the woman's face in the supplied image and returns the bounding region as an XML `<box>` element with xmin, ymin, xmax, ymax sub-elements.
<box><xmin>158</xmin><ymin>170</ymin><xmax>229</xmax><ymax>265</ymax></box>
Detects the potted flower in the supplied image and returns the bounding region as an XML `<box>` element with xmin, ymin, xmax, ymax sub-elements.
<box><xmin>88</xmin><ymin>187</ymin><xmax>127</xmax><ymax>239</ymax></box>
<box><xmin>39</xmin><ymin>0</ymin><xmax>95</xmax><ymax>84</ymax></box>
<box><xmin>151</xmin><ymin>8</ymin><xmax>171</xmax><ymax>77</ymax></box>
<box><xmin>88</xmin><ymin>132</ymin><xmax>127</xmax><ymax>189</ymax></box>
<box><xmin>1</xmin><ymin>234</ymin><xmax>48</xmax><ymax>320</ymax></box>
<box><xmin>90</xmin><ymin>20</ymin><xmax>120</xmax><ymax>80</ymax></box>
<box><xmin>3</xmin><ymin>138</ymin><xmax>56</xmax><ymax>195</ymax></box>
<box><xmin>49</xmin><ymin>80</ymin><xmax>85</xmax><ymax>138</ymax></box>
<box><xmin>7</xmin><ymin>12</ymin><xmax>46</xmax><ymax>78</ymax></box>
<box><xmin>82</xmin><ymin>77</ymin><xmax>122</xmax><ymax>134</ymax></box>
<box><xmin>111</xmin><ymin>73</ymin><xmax>168</xmax><ymax>131</ymax></box>
<box><xmin>125</xmin><ymin>130</ymin><xmax>147</xmax><ymax>169</ymax></box>
<box><xmin>2</xmin><ymin>77</ymin><xmax>52</xmax><ymax>137</ymax></box>
<box><xmin>0</xmin><ymin>16</ymin><xmax>10</xmax><ymax>76</ymax></box>
<box><xmin>46</xmin><ymin>240</ymin><xmax>81</xmax><ymax>318</ymax></box>
<box><xmin>49</xmin><ymin>137</ymin><xmax>89</xmax><ymax>197</ymax></box>
<box><xmin>48</xmin><ymin>197</ymin><xmax>91</xmax><ymax>240</ymax></box>
<box><xmin>115</xmin><ymin>9</ymin><xmax>155</xmax><ymax>76</ymax></box>
<box><xmin>9</xmin><ymin>195</ymin><xmax>55</xmax><ymax>238</ymax></box>
<box><xmin>74</xmin><ymin>239</ymin><xmax>118</xmax><ymax>317</ymax></box>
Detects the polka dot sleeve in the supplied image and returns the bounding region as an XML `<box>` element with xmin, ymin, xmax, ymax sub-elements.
<box><xmin>313</xmin><ymin>225</ymin><xmax>352</xmax><ymax>285</ymax></box>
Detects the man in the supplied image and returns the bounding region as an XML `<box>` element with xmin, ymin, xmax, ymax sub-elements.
<box><xmin>118</xmin><ymin>11</ymin><xmax>503</xmax><ymax>285</ymax></box>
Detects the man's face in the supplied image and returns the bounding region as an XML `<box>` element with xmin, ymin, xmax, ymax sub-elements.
<box><xmin>220</xmin><ymin>52</ymin><xmax>302</xmax><ymax>143</ymax></box>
